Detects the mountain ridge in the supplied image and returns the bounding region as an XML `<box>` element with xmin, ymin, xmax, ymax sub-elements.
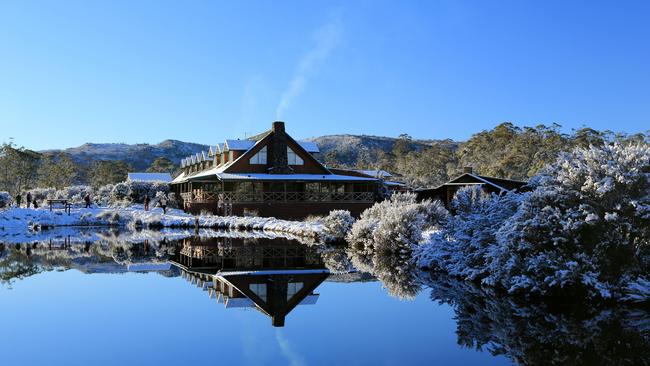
<box><xmin>40</xmin><ymin>135</ymin><xmax>460</xmax><ymax>170</ymax></box>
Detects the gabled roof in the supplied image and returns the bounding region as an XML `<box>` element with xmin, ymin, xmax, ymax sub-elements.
<box><xmin>127</xmin><ymin>172</ymin><xmax>172</xmax><ymax>183</ymax></box>
<box><xmin>444</xmin><ymin>173</ymin><xmax>527</xmax><ymax>192</ymax></box>
<box><xmin>175</xmin><ymin>122</ymin><xmax>331</xmax><ymax>182</ymax></box>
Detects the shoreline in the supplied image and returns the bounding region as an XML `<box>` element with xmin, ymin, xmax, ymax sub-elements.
<box><xmin>0</xmin><ymin>206</ymin><xmax>333</xmax><ymax>243</ymax></box>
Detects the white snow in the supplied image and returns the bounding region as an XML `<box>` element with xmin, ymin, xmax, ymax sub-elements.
<box><xmin>225</xmin><ymin>139</ymin><xmax>256</xmax><ymax>151</ymax></box>
<box><xmin>0</xmin><ymin>205</ymin><xmax>333</xmax><ymax>242</ymax></box>
<box><xmin>127</xmin><ymin>172</ymin><xmax>172</xmax><ymax>182</ymax></box>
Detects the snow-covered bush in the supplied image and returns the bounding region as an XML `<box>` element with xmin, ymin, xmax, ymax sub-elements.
<box><xmin>346</xmin><ymin>192</ymin><xmax>448</xmax><ymax>299</ymax></box>
<box><xmin>51</xmin><ymin>185</ymin><xmax>93</xmax><ymax>205</ymax></box>
<box><xmin>153</xmin><ymin>191</ymin><xmax>178</xmax><ymax>209</ymax></box>
<box><xmin>110</xmin><ymin>182</ymin><xmax>132</xmax><ymax>203</ymax></box>
<box><xmin>488</xmin><ymin>143</ymin><xmax>650</xmax><ymax>300</ymax></box>
<box><xmin>126</xmin><ymin>180</ymin><xmax>170</xmax><ymax>203</ymax></box>
<box><xmin>322</xmin><ymin>210</ymin><xmax>355</xmax><ymax>239</ymax></box>
<box><xmin>347</xmin><ymin>192</ymin><xmax>448</xmax><ymax>250</ymax></box>
<box><xmin>415</xmin><ymin>186</ymin><xmax>524</xmax><ymax>283</ymax></box>
<box><xmin>95</xmin><ymin>184</ymin><xmax>115</xmax><ymax>206</ymax></box>
<box><xmin>0</xmin><ymin>191</ymin><xmax>11</xmax><ymax>209</ymax></box>
<box><xmin>24</xmin><ymin>188</ymin><xmax>56</xmax><ymax>205</ymax></box>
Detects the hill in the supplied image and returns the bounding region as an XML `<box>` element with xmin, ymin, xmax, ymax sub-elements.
<box><xmin>40</xmin><ymin>135</ymin><xmax>457</xmax><ymax>170</ymax></box>
<box><xmin>41</xmin><ymin>140</ymin><xmax>210</xmax><ymax>171</ymax></box>
<box><xmin>307</xmin><ymin>134</ymin><xmax>459</xmax><ymax>166</ymax></box>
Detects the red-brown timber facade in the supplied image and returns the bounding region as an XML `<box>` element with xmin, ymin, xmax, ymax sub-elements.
<box><xmin>170</xmin><ymin>121</ymin><xmax>380</xmax><ymax>219</ymax></box>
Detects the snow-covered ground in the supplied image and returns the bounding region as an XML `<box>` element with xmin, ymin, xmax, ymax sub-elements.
<box><xmin>0</xmin><ymin>205</ymin><xmax>329</xmax><ymax>242</ymax></box>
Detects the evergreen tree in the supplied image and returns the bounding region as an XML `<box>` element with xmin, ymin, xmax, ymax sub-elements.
<box><xmin>0</xmin><ymin>141</ymin><xmax>40</xmax><ymax>195</ymax></box>
<box><xmin>146</xmin><ymin>157</ymin><xmax>176</xmax><ymax>173</ymax></box>
<box><xmin>88</xmin><ymin>160</ymin><xmax>132</xmax><ymax>188</ymax></box>
<box><xmin>36</xmin><ymin>153</ymin><xmax>77</xmax><ymax>189</ymax></box>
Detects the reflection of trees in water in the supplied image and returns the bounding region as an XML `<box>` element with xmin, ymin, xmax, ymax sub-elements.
<box><xmin>425</xmin><ymin>273</ymin><xmax>650</xmax><ymax>366</ymax></box>
<box><xmin>335</xmin><ymin>242</ymin><xmax>650</xmax><ymax>365</ymax></box>
<box><xmin>345</xmin><ymin>241</ymin><xmax>421</xmax><ymax>300</ymax></box>
<box><xmin>0</xmin><ymin>244</ymin><xmax>40</xmax><ymax>286</ymax></box>
<box><xmin>0</xmin><ymin>240</ymin><xmax>175</xmax><ymax>285</ymax></box>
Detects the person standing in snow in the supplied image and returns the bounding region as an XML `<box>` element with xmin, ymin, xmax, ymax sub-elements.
<box><xmin>144</xmin><ymin>195</ymin><xmax>150</xmax><ymax>211</ymax></box>
<box><xmin>32</xmin><ymin>198</ymin><xmax>38</xmax><ymax>209</ymax></box>
<box><xmin>15</xmin><ymin>194</ymin><xmax>22</xmax><ymax>208</ymax></box>
<box><xmin>84</xmin><ymin>194</ymin><xmax>91</xmax><ymax>208</ymax></box>
<box><xmin>159</xmin><ymin>196</ymin><xmax>167</xmax><ymax>214</ymax></box>
<box><xmin>26</xmin><ymin>192</ymin><xmax>32</xmax><ymax>208</ymax></box>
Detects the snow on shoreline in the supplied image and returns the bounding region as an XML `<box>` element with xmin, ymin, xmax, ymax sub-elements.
<box><xmin>0</xmin><ymin>206</ymin><xmax>329</xmax><ymax>242</ymax></box>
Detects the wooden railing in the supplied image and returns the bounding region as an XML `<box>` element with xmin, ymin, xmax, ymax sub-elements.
<box><xmin>180</xmin><ymin>192</ymin><xmax>219</xmax><ymax>203</ymax></box>
<box><xmin>181</xmin><ymin>191</ymin><xmax>375</xmax><ymax>203</ymax></box>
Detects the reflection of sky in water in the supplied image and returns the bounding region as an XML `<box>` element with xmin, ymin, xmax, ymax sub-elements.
<box><xmin>0</xmin><ymin>270</ymin><xmax>510</xmax><ymax>366</ymax></box>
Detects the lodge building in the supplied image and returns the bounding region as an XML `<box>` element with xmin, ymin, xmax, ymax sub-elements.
<box><xmin>171</xmin><ymin>121</ymin><xmax>379</xmax><ymax>219</ymax></box>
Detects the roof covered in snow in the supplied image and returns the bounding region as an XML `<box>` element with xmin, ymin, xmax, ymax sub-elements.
<box><xmin>127</xmin><ymin>172</ymin><xmax>173</xmax><ymax>183</ymax></box>
<box><xmin>225</xmin><ymin>139</ymin><xmax>256</xmax><ymax>151</ymax></box>
<box><xmin>354</xmin><ymin>170</ymin><xmax>393</xmax><ymax>178</ymax></box>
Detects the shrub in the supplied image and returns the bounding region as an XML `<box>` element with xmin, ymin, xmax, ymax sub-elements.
<box><xmin>24</xmin><ymin>188</ymin><xmax>56</xmax><ymax>205</ymax></box>
<box><xmin>95</xmin><ymin>184</ymin><xmax>115</xmax><ymax>206</ymax></box>
<box><xmin>110</xmin><ymin>182</ymin><xmax>132</xmax><ymax>203</ymax></box>
<box><xmin>415</xmin><ymin>186</ymin><xmax>524</xmax><ymax>283</ymax></box>
<box><xmin>0</xmin><ymin>191</ymin><xmax>11</xmax><ymax>208</ymax></box>
<box><xmin>346</xmin><ymin>192</ymin><xmax>449</xmax><ymax>299</ymax></box>
<box><xmin>52</xmin><ymin>185</ymin><xmax>93</xmax><ymax>205</ymax></box>
<box><xmin>323</xmin><ymin>210</ymin><xmax>354</xmax><ymax>239</ymax></box>
<box><xmin>126</xmin><ymin>181</ymin><xmax>170</xmax><ymax>203</ymax></box>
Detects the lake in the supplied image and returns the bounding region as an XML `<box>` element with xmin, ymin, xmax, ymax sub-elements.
<box><xmin>0</xmin><ymin>229</ymin><xmax>648</xmax><ymax>366</ymax></box>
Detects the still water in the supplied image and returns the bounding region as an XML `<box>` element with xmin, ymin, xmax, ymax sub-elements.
<box><xmin>0</xmin><ymin>229</ymin><xmax>648</xmax><ymax>366</ymax></box>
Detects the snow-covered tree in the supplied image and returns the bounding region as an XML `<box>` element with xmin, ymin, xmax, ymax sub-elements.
<box><xmin>415</xmin><ymin>186</ymin><xmax>524</xmax><ymax>283</ymax></box>
<box><xmin>488</xmin><ymin>143</ymin><xmax>650</xmax><ymax>300</ymax></box>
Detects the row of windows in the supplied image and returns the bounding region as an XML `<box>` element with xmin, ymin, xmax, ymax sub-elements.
<box><xmin>249</xmin><ymin>146</ymin><xmax>304</xmax><ymax>165</ymax></box>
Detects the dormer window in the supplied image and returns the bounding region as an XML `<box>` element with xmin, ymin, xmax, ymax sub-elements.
<box><xmin>249</xmin><ymin>146</ymin><xmax>267</xmax><ymax>165</ymax></box>
<box><xmin>287</xmin><ymin>147</ymin><xmax>304</xmax><ymax>165</ymax></box>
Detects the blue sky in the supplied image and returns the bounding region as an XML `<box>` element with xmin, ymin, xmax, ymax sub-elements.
<box><xmin>0</xmin><ymin>0</ymin><xmax>648</xmax><ymax>150</ymax></box>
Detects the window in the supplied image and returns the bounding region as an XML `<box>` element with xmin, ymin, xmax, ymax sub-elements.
<box><xmin>287</xmin><ymin>282</ymin><xmax>304</xmax><ymax>301</ymax></box>
<box><xmin>249</xmin><ymin>283</ymin><xmax>267</xmax><ymax>302</ymax></box>
<box><xmin>287</xmin><ymin>147</ymin><xmax>304</xmax><ymax>165</ymax></box>
<box><xmin>249</xmin><ymin>146</ymin><xmax>267</xmax><ymax>165</ymax></box>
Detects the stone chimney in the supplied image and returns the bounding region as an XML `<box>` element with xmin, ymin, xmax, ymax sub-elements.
<box><xmin>270</xmin><ymin>121</ymin><xmax>291</xmax><ymax>174</ymax></box>
<box><xmin>463</xmin><ymin>166</ymin><xmax>474</xmax><ymax>174</ymax></box>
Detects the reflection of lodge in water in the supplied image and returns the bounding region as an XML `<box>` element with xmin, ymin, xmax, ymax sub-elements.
<box><xmin>171</xmin><ymin>236</ymin><xmax>329</xmax><ymax>327</ymax></box>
